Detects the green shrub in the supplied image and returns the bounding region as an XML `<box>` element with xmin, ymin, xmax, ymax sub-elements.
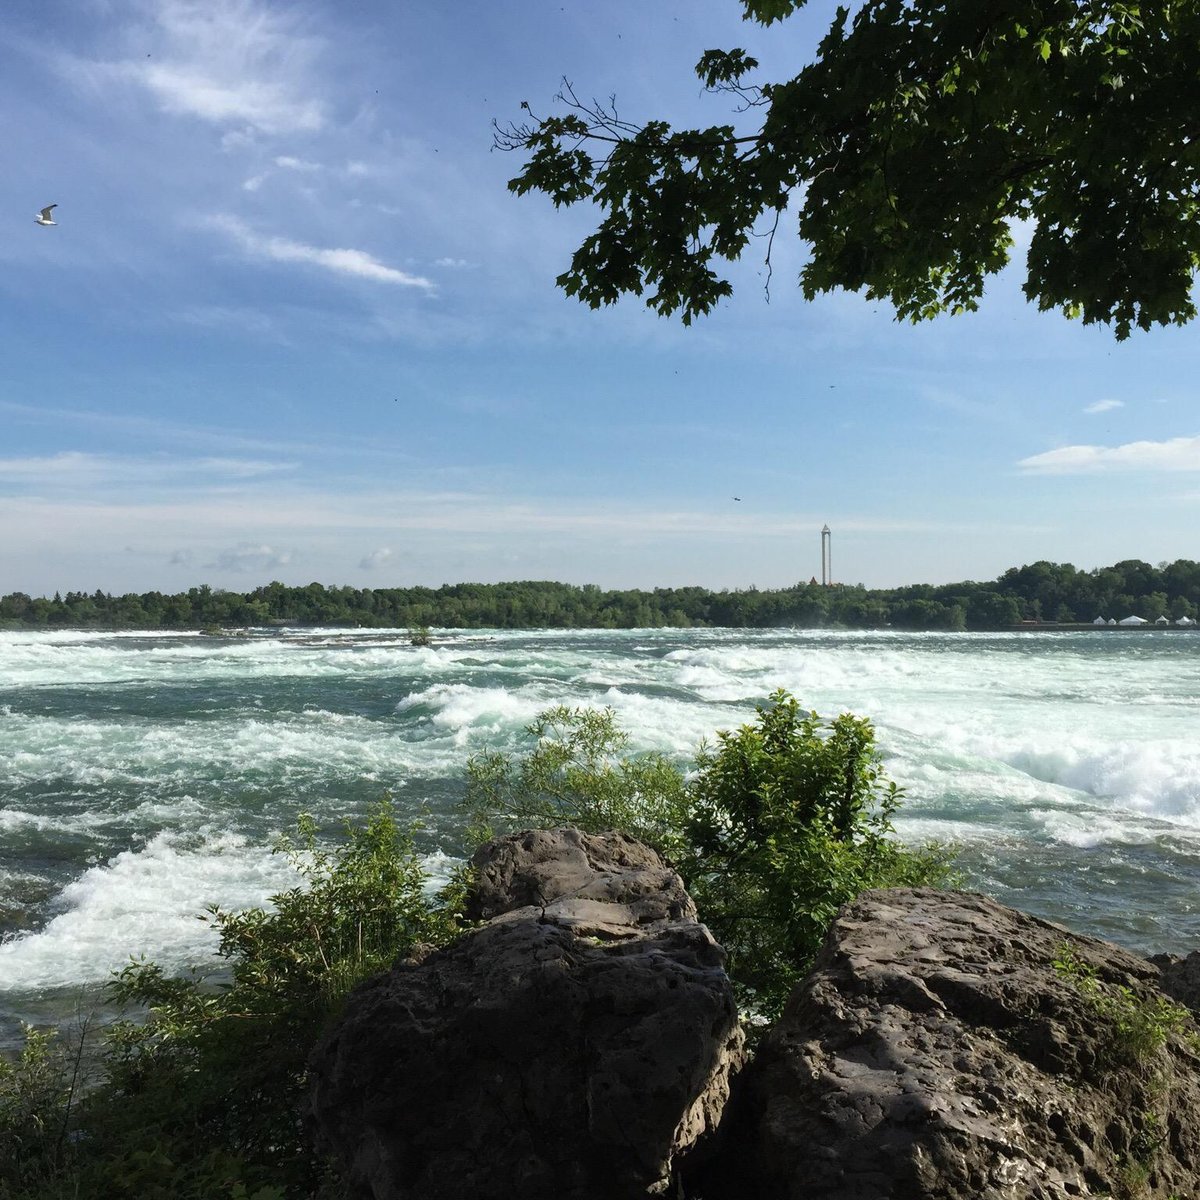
<box><xmin>465</xmin><ymin>691</ymin><xmax>956</xmax><ymax>1020</ymax></box>
<box><xmin>683</xmin><ymin>691</ymin><xmax>956</xmax><ymax>1017</ymax></box>
<box><xmin>407</xmin><ymin>626</ymin><xmax>432</xmax><ymax>647</ymax></box>
<box><xmin>0</xmin><ymin>1023</ymin><xmax>86</xmax><ymax>1198</ymax></box>
<box><xmin>0</xmin><ymin>801</ymin><xmax>463</xmax><ymax>1199</ymax></box>
<box><xmin>463</xmin><ymin>704</ymin><xmax>692</xmax><ymax>862</ymax></box>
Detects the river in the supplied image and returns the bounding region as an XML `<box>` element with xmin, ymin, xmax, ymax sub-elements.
<box><xmin>3</xmin><ymin>626</ymin><xmax>1198</xmax><ymax>1045</ymax></box>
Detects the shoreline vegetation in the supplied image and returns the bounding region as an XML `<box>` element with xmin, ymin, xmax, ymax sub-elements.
<box><xmin>2</xmin><ymin>557</ymin><xmax>1199</xmax><ymax>634</ymax></box>
<box><xmin>0</xmin><ymin>693</ymin><xmax>954</xmax><ymax>1198</ymax></box>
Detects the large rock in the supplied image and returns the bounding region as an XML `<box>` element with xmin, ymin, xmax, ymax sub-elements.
<box><xmin>309</xmin><ymin>828</ymin><xmax>745</xmax><ymax>1200</ymax></box>
<box><xmin>714</xmin><ymin>888</ymin><xmax>1200</xmax><ymax>1200</ymax></box>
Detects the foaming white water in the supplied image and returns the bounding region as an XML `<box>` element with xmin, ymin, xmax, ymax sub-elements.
<box><xmin>0</xmin><ymin>830</ymin><xmax>458</xmax><ymax>994</ymax></box>
<box><xmin>5</xmin><ymin>625</ymin><xmax>1200</xmax><ymax>1006</ymax></box>
<box><xmin>0</xmin><ymin>830</ymin><xmax>301</xmax><ymax>991</ymax></box>
<box><xmin>396</xmin><ymin>682</ymin><xmax>556</xmax><ymax>746</ymax></box>
<box><xmin>2</xmin><ymin>709</ymin><xmax>457</xmax><ymax>795</ymax></box>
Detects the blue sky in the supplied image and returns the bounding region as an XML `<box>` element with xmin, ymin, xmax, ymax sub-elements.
<box><xmin>2</xmin><ymin>0</ymin><xmax>1198</xmax><ymax>597</ymax></box>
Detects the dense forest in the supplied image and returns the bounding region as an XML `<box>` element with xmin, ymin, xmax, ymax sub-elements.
<box><xmin>3</xmin><ymin>559</ymin><xmax>1199</xmax><ymax>633</ymax></box>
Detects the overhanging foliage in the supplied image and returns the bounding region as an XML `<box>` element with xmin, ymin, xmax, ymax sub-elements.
<box><xmin>498</xmin><ymin>1</ymin><xmax>1200</xmax><ymax>338</ymax></box>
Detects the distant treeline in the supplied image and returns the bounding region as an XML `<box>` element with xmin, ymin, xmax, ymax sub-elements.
<box><xmin>3</xmin><ymin>559</ymin><xmax>1199</xmax><ymax>632</ymax></box>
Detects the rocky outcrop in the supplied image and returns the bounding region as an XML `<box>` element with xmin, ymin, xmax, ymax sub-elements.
<box><xmin>711</xmin><ymin>888</ymin><xmax>1200</xmax><ymax>1200</ymax></box>
<box><xmin>309</xmin><ymin>828</ymin><xmax>745</xmax><ymax>1200</ymax></box>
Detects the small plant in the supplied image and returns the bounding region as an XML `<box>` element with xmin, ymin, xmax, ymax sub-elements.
<box><xmin>1053</xmin><ymin>943</ymin><xmax>1196</xmax><ymax>1069</ymax></box>
<box><xmin>0</xmin><ymin>1023</ymin><xmax>85</xmax><ymax>1197</ymax></box>
<box><xmin>464</xmin><ymin>705</ymin><xmax>692</xmax><ymax>861</ymax></box>
<box><xmin>407</xmin><ymin>625</ymin><xmax>432</xmax><ymax>647</ymax></box>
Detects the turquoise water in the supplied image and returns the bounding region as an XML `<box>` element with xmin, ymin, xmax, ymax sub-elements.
<box><xmin>3</xmin><ymin>626</ymin><xmax>1199</xmax><ymax>1044</ymax></box>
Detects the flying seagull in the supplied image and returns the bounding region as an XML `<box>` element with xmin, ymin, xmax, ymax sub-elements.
<box><xmin>732</xmin><ymin>496</ymin><xmax>742</xmax><ymax>501</ymax></box>
<box><xmin>35</xmin><ymin>205</ymin><xmax>57</xmax><ymax>226</ymax></box>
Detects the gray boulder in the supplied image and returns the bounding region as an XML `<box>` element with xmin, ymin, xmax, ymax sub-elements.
<box><xmin>713</xmin><ymin>888</ymin><xmax>1200</xmax><ymax>1200</ymax></box>
<box><xmin>309</xmin><ymin>828</ymin><xmax>745</xmax><ymax>1200</ymax></box>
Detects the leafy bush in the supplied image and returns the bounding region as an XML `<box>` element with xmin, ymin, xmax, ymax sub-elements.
<box><xmin>465</xmin><ymin>690</ymin><xmax>956</xmax><ymax>1019</ymax></box>
<box><xmin>0</xmin><ymin>801</ymin><xmax>463</xmax><ymax>1199</ymax></box>
<box><xmin>463</xmin><ymin>704</ymin><xmax>692</xmax><ymax>862</ymax></box>
<box><xmin>683</xmin><ymin>691</ymin><xmax>956</xmax><ymax>1016</ymax></box>
<box><xmin>0</xmin><ymin>1023</ymin><xmax>88</xmax><ymax>1199</ymax></box>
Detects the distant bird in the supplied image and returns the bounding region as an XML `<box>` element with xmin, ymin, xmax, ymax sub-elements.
<box><xmin>732</xmin><ymin>496</ymin><xmax>742</xmax><ymax>502</ymax></box>
<box><xmin>35</xmin><ymin>205</ymin><xmax>57</xmax><ymax>226</ymax></box>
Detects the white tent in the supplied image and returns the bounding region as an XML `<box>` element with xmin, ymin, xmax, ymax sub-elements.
<box><xmin>1177</xmin><ymin>615</ymin><xmax>1196</xmax><ymax>626</ymax></box>
<box><xmin>1118</xmin><ymin>615</ymin><xmax>1149</xmax><ymax>626</ymax></box>
<box><xmin>1107</xmin><ymin>618</ymin><xmax>1118</xmax><ymax>626</ymax></box>
<box><xmin>1156</xmin><ymin>615</ymin><xmax>1170</xmax><ymax>625</ymax></box>
<box><xmin>1092</xmin><ymin>615</ymin><xmax>1107</xmax><ymax>625</ymax></box>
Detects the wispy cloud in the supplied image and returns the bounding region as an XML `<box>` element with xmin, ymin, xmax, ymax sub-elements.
<box><xmin>275</xmin><ymin>155</ymin><xmax>321</xmax><ymax>171</ymax></box>
<box><xmin>74</xmin><ymin>0</ymin><xmax>325</xmax><ymax>135</ymax></box>
<box><xmin>0</xmin><ymin>484</ymin><xmax>1045</xmax><ymax>541</ymax></box>
<box><xmin>207</xmin><ymin>215</ymin><xmax>433</xmax><ymax>288</ymax></box>
<box><xmin>0</xmin><ymin>451</ymin><xmax>296</xmax><ymax>489</ymax></box>
<box><xmin>359</xmin><ymin>548</ymin><xmax>393</xmax><ymax>570</ymax></box>
<box><xmin>173</xmin><ymin>304</ymin><xmax>280</xmax><ymax>338</ymax></box>
<box><xmin>1083</xmin><ymin>399</ymin><xmax>1124</xmax><ymax>415</ymax></box>
<box><xmin>1018</xmin><ymin>435</ymin><xmax>1200</xmax><ymax>474</ymax></box>
<box><xmin>209</xmin><ymin>543</ymin><xmax>293</xmax><ymax>572</ymax></box>
<box><xmin>132</xmin><ymin>62</ymin><xmax>323</xmax><ymax>133</ymax></box>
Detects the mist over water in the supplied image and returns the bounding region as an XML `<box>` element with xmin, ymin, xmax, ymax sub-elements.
<box><xmin>2</xmin><ymin>626</ymin><xmax>1199</xmax><ymax>1043</ymax></box>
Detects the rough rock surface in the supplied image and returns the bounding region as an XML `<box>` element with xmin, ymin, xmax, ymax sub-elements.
<box><xmin>1151</xmin><ymin>950</ymin><xmax>1200</xmax><ymax>1015</ymax></box>
<box><xmin>713</xmin><ymin>888</ymin><xmax>1200</xmax><ymax>1200</ymax></box>
<box><xmin>465</xmin><ymin>825</ymin><xmax>693</xmax><ymax>930</ymax></box>
<box><xmin>309</xmin><ymin>828</ymin><xmax>745</xmax><ymax>1200</ymax></box>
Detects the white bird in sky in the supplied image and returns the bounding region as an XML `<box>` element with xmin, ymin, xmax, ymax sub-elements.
<box><xmin>35</xmin><ymin>205</ymin><xmax>57</xmax><ymax>226</ymax></box>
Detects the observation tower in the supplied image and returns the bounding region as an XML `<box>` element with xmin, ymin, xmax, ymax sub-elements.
<box><xmin>821</xmin><ymin>524</ymin><xmax>831</xmax><ymax>587</ymax></box>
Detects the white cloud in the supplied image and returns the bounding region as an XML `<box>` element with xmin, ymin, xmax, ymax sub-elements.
<box><xmin>434</xmin><ymin>257</ymin><xmax>473</xmax><ymax>269</ymax></box>
<box><xmin>0</xmin><ymin>451</ymin><xmax>96</xmax><ymax>480</ymax></box>
<box><xmin>0</xmin><ymin>451</ymin><xmax>295</xmax><ymax>490</ymax></box>
<box><xmin>79</xmin><ymin>0</ymin><xmax>326</xmax><ymax>135</ymax></box>
<box><xmin>207</xmin><ymin>215</ymin><xmax>434</xmax><ymax>288</ymax></box>
<box><xmin>242</xmin><ymin>173</ymin><xmax>267</xmax><ymax>191</ymax></box>
<box><xmin>1018</xmin><ymin>435</ymin><xmax>1200</xmax><ymax>474</ymax></box>
<box><xmin>221</xmin><ymin>127</ymin><xmax>258</xmax><ymax>151</ymax></box>
<box><xmin>0</xmin><ymin>485</ymin><xmax>1042</xmax><ymax>545</ymax></box>
<box><xmin>173</xmin><ymin>304</ymin><xmax>279</xmax><ymax>337</ymax></box>
<box><xmin>197</xmin><ymin>457</ymin><xmax>296</xmax><ymax>478</ymax></box>
<box><xmin>210</xmin><ymin>543</ymin><xmax>293</xmax><ymax>572</ymax></box>
<box><xmin>359</xmin><ymin>548</ymin><xmax>393</xmax><ymax>570</ymax></box>
<box><xmin>134</xmin><ymin>63</ymin><xmax>323</xmax><ymax>132</ymax></box>
<box><xmin>1083</xmin><ymin>399</ymin><xmax>1124</xmax><ymax>414</ymax></box>
<box><xmin>274</xmin><ymin>155</ymin><xmax>321</xmax><ymax>171</ymax></box>
<box><xmin>206</xmin><ymin>214</ymin><xmax>436</xmax><ymax>286</ymax></box>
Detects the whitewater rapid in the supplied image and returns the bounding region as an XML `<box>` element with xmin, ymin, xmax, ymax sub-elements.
<box><xmin>2</xmin><ymin>626</ymin><xmax>1198</xmax><ymax>1040</ymax></box>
